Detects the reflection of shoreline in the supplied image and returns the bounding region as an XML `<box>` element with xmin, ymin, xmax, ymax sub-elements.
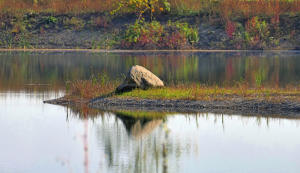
<box><xmin>1</xmin><ymin>49</ymin><xmax>300</xmax><ymax>55</ymax></box>
<box><xmin>89</xmin><ymin>97</ymin><xmax>300</xmax><ymax>118</ymax></box>
<box><xmin>67</xmin><ymin>107</ymin><xmax>300</xmax><ymax>133</ymax></box>
<box><xmin>91</xmin><ymin>111</ymin><xmax>300</xmax><ymax>173</ymax></box>
<box><xmin>1</xmin><ymin>51</ymin><xmax>300</xmax><ymax>89</ymax></box>
<box><xmin>2</xmin><ymin>48</ymin><xmax>300</xmax><ymax>52</ymax></box>
<box><xmin>183</xmin><ymin>113</ymin><xmax>300</xmax><ymax>129</ymax></box>
<box><xmin>66</xmin><ymin>107</ymin><xmax>300</xmax><ymax>130</ymax></box>
<box><xmin>63</xmin><ymin>103</ymin><xmax>300</xmax><ymax>173</ymax></box>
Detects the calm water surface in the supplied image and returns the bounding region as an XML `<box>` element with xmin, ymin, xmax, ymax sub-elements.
<box><xmin>1</xmin><ymin>51</ymin><xmax>300</xmax><ymax>173</ymax></box>
<box><xmin>1</xmin><ymin>51</ymin><xmax>300</xmax><ymax>90</ymax></box>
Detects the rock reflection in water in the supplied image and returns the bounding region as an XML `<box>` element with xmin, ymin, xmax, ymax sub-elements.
<box><xmin>115</xmin><ymin>112</ymin><xmax>163</xmax><ymax>139</ymax></box>
<box><xmin>66</xmin><ymin>106</ymin><xmax>300</xmax><ymax>173</ymax></box>
<box><xmin>94</xmin><ymin>112</ymin><xmax>170</xmax><ymax>173</ymax></box>
<box><xmin>68</xmin><ymin>107</ymin><xmax>171</xmax><ymax>173</ymax></box>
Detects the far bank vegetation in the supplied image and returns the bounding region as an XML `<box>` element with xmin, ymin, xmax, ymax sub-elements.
<box><xmin>1</xmin><ymin>0</ymin><xmax>300</xmax><ymax>49</ymax></box>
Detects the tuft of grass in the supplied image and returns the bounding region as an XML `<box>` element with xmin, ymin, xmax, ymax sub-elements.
<box><xmin>66</xmin><ymin>74</ymin><xmax>119</xmax><ymax>99</ymax></box>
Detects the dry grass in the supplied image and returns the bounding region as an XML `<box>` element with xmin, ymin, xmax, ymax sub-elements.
<box><xmin>66</xmin><ymin>79</ymin><xmax>118</xmax><ymax>99</ymax></box>
<box><xmin>218</xmin><ymin>0</ymin><xmax>300</xmax><ymax>21</ymax></box>
<box><xmin>0</xmin><ymin>0</ymin><xmax>115</xmax><ymax>14</ymax></box>
<box><xmin>1</xmin><ymin>0</ymin><xmax>300</xmax><ymax>18</ymax></box>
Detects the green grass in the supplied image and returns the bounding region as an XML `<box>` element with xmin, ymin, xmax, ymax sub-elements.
<box><xmin>116</xmin><ymin>85</ymin><xmax>300</xmax><ymax>102</ymax></box>
<box><xmin>67</xmin><ymin>79</ymin><xmax>300</xmax><ymax>103</ymax></box>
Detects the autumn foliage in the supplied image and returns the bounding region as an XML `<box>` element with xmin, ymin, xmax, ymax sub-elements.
<box><xmin>1</xmin><ymin>0</ymin><xmax>300</xmax><ymax>18</ymax></box>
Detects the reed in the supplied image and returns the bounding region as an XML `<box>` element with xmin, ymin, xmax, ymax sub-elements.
<box><xmin>66</xmin><ymin>74</ymin><xmax>119</xmax><ymax>99</ymax></box>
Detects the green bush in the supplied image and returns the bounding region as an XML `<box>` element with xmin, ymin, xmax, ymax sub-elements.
<box><xmin>45</xmin><ymin>16</ymin><xmax>58</xmax><ymax>24</ymax></box>
<box><xmin>228</xmin><ymin>17</ymin><xmax>279</xmax><ymax>49</ymax></box>
<box><xmin>121</xmin><ymin>20</ymin><xmax>198</xmax><ymax>49</ymax></box>
<box><xmin>168</xmin><ymin>21</ymin><xmax>199</xmax><ymax>45</ymax></box>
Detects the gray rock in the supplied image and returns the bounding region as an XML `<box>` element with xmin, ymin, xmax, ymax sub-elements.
<box><xmin>116</xmin><ymin>65</ymin><xmax>164</xmax><ymax>92</ymax></box>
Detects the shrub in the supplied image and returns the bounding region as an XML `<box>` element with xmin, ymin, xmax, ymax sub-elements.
<box><xmin>225</xmin><ymin>21</ymin><xmax>235</xmax><ymax>39</ymax></box>
<box><xmin>228</xmin><ymin>17</ymin><xmax>279</xmax><ymax>49</ymax></box>
<box><xmin>45</xmin><ymin>16</ymin><xmax>58</xmax><ymax>24</ymax></box>
<box><xmin>121</xmin><ymin>20</ymin><xmax>198</xmax><ymax>49</ymax></box>
<box><xmin>170</xmin><ymin>21</ymin><xmax>199</xmax><ymax>45</ymax></box>
<box><xmin>162</xmin><ymin>31</ymin><xmax>186</xmax><ymax>49</ymax></box>
<box><xmin>245</xmin><ymin>17</ymin><xmax>270</xmax><ymax>48</ymax></box>
<box><xmin>121</xmin><ymin>20</ymin><xmax>163</xmax><ymax>49</ymax></box>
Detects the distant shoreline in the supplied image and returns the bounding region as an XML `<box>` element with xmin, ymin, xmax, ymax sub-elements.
<box><xmin>0</xmin><ymin>49</ymin><xmax>300</xmax><ymax>53</ymax></box>
<box><xmin>1</xmin><ymin>12</ymin><xmax>300</xmax><ymax>50</ymax></box>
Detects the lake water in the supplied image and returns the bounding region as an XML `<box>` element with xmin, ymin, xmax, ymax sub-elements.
<box><xmin>1</xmin><ymin>51</ymin><xmax>300</xmax><ymax>173</ymax></box>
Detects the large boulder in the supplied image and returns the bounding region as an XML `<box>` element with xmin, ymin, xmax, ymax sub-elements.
<box><xmin>116</xmin><ymin>65</ymin><xmax>164</xmax><ymax>92</ymax></box>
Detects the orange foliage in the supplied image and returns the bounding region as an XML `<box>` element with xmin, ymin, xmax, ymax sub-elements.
<box><xmin>219</xmin><ymin>0</ymin><xmax>300</xmax><ymax>20</ymax></box>
<box><xmin>169</xmin><ymin>0</ymin><xmax>300</xmax><ymax>20</ymax></box>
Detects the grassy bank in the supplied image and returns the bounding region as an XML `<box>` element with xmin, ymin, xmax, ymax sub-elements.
<box><xmin>1</xmin><ymin>1</ymin><xmax>300</xmax><ymax>49</ymax></box>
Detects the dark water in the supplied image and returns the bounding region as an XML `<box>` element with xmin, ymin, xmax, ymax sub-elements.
<box><xmin>1</xmin><ymin>51</ymin><xmax>300</xmax><ymax>173</ymax></box>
